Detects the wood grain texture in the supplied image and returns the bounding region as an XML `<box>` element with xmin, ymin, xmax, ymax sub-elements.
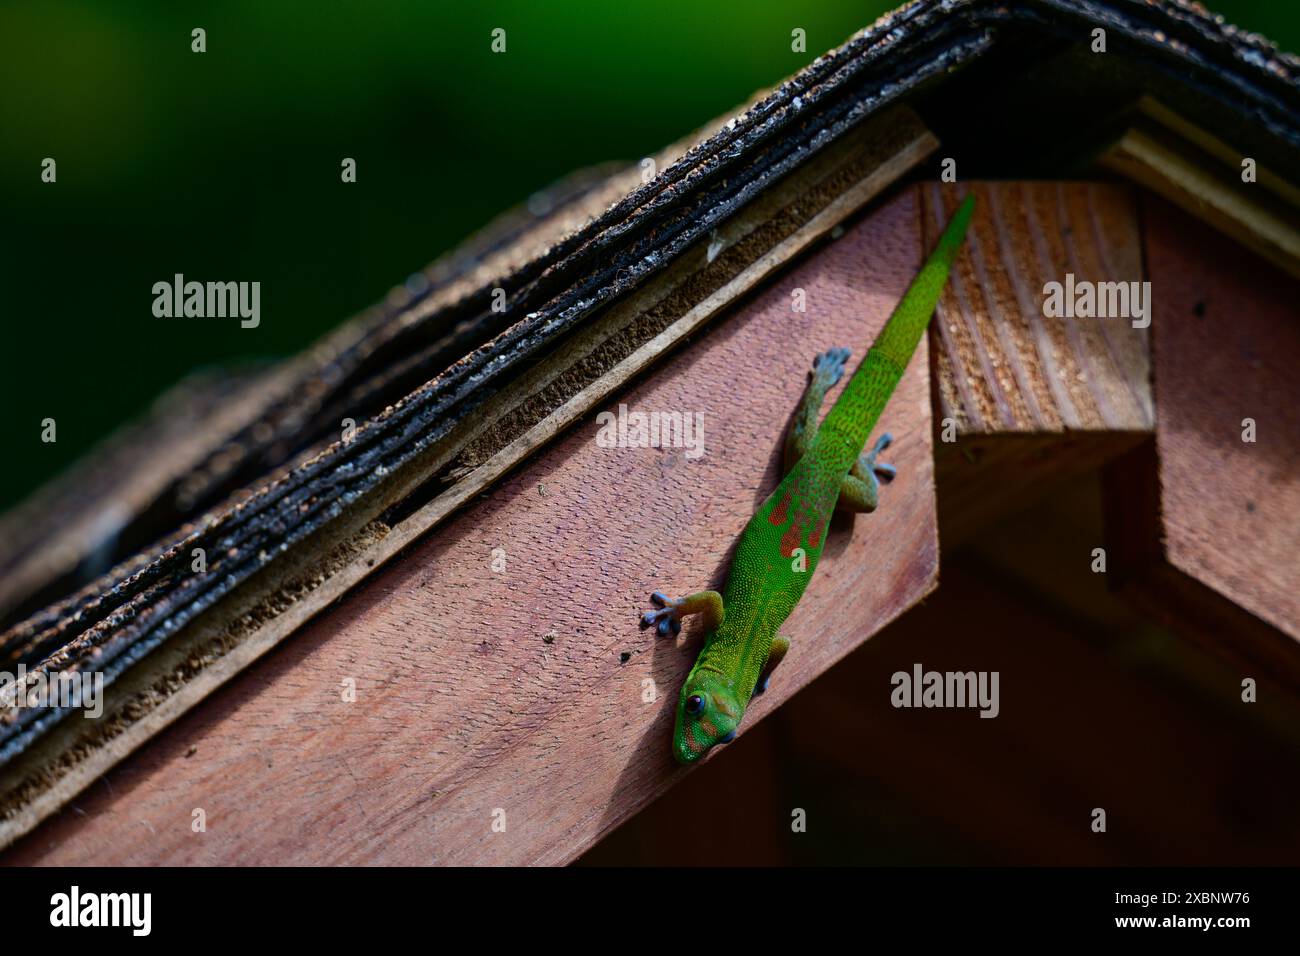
<box><xmin>588</xmin><ymin>469</ymin><xmax>1300</xmax><ymax>865</ymax></box>
<box><xmin>924</xmin><ymin>181</ymin><xmax>1154</xmax><ymax>544</ymax></box>
<box><xmin>1145</xmin><ymin>197</ymin><xmax>1300</xmax><ymax>642</ymax></box>
<box><xmin>5</xmin><ymin>191</ymin><xmax>937</xmax><ymax>866</ymax></box>
<box><xmin>922</xmin><ymin>181</ymin><xmax>1152</xmax><ymax>435</ymax></box>
<box><xmin>0</xmin><ymin>111</ymin><xmax>936</xmax><ymax>851</ymax></box>
<box><xmin>596</xmin><ymin>552</ymin><xmax>1300</xmax><ymax>865</ymax></box>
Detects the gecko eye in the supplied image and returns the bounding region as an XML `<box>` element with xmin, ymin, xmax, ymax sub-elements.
<box><xmin>686</xmin><ymin>694</ymin><xmax>705</xmax><ymax>715</ymax></box>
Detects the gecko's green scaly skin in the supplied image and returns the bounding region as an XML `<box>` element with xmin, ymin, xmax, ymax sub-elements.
<box><xmin>640</xmin><ymin>194</ymin><xmax>975</xmax><ymax>764</ymax></box>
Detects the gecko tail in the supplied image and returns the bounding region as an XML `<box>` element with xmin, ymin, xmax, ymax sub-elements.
<box><xmin>816</xmin><ymin>193</ymin><xmax>974</xmax><ymax>457</ymax></box>
<box><xmin>869</xmin><ymin>192</ymin><xmax>975</xmax><ymax>370</ymax></box>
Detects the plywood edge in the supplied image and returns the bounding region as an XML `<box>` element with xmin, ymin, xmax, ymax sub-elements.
<box><xmin>1100</xmin><ymin>119</ymin><xmax>1300</xmax><ymax>281</ymax></box>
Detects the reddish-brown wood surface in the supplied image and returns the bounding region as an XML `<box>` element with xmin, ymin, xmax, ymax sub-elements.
<box><xmin>1146</xmin><ymin>198</ymin><xmax>1300</xmax><ymax>642</ymax></box>
<box><xmin>923</xmin><ymin>181</ymin><xmax>1152</xmax><ymax>435</ymax></box>
<box><xmin>7</xmin><ymin>191</ymin><xmax>938</xmax><ymax>865</ymax></box>
<box><xmin>921</xmin><ymin>182</ymin><xmax>1154</xmax><ymax>545</ymax></box>
<box><xmin>587</xmin><ymin>544</ymin><xmax>1300</xmax><ymax>865</ymax></box>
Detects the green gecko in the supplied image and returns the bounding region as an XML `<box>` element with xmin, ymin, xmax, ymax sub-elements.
<box><xmin>639</xmin><ymin>194</ymin><xmax>975</xmax><ymax>764</ymax></box>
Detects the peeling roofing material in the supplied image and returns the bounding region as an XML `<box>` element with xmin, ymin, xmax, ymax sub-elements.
<box><xmin>1</xmin><ymin>0</ymin><xmax>1297</xmax><ymax>771</ymax></box>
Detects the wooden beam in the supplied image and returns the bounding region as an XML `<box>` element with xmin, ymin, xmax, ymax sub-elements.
<box><xmin>923</xmin><ymin>181</ymin><xmax>1152</xmax><ymax>434</ymax></box>
<box><xmin>922</xmin><ymin>181</ymin><xmax>1153</xmax><ymax>545</ymax></box>
<box><xmin>1104</xmin><ymin>196</ymin><xmax>1300</xmax><ymax>689</ymax></box>
<box><xmin>1</xmin><ymin>165</ymin><xmax>939</xmax><ymax>862</ymax></box>
<box><xmin>1100</xmin><ymin>101</ymin><xmax>1300</xmax><ymax>281</ymax></box>
<box><xmin>586</xmin><ymin>547</ymin><xmax>1300</xmax><ymax>865</ymax></box>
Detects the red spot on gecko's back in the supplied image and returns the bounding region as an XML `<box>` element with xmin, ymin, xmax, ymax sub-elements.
<box><xmin>809</xmin><ymin>518</ymin><xmax>826</xmax><ymax>550</ymax></box>
<box><xmin>769</xmin><ymin>493</ymin><xmax>791</xmax><ymax>526</ymax></box>
<box><xmin>780</xmin><ymin>523</ymin><xmax>802</xmax><ymax>558</ymax></box>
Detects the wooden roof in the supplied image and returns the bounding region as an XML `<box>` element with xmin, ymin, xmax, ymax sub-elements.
<box><xmin>1</xmin><ymin>0</ymin><xmax>1297</xmax><ymax>850</ymax></box>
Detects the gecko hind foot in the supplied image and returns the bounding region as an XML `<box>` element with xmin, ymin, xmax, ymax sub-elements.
<box><xmin>639</xmin><ymin>592</ymin><xmax>683</xmax><ymax>637</ymax></box>
<box><xmin>864</xmin><ymin>432</ymin><xmax>896</xmax><ymax>483</ymax></box>
<box><xmin>811</xmin><ymin>347</ymin><xmax>852</xmax><ymax>388</ymax></box>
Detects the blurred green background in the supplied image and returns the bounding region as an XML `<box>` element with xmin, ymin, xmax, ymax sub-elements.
<box><xmin>1</xmin><ymin>0</ymin><xmax>1294</xmax><ymax>511</ymax></box>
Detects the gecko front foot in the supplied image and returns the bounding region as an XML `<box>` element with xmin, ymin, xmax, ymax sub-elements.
<box><xmin>811</xmin><ymin>346</ymin><xmax>852</xmax><ymax>387</ymax></box>
<box><xmin>638</xmin><ymin>589</ymin><xmax>725</xmax><ymax>637</ymax></box>
<box><xmin>640</xmin><ymin>592</ymin><xmax>684</xmax><ymax>637</ymax></box>
<box><xmin>785</xmin><ymin>348</ymin><xmax>853</xmax><ymax>470</ymax></box>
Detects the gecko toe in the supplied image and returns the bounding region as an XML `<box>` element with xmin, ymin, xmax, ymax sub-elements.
<box><xmin>812</xmin><ymin>347</ymin><xmax>852</xmax><ymax>387</ymax></box>
<box><xmin>641</xmin><ymin>596</ymin><xmax>685</xmax><ymax>637</ymax></box>
<box><xmin>863</xmin><ymin>433</ymin><xmax>897</xmax><ymax>483</ymax></box>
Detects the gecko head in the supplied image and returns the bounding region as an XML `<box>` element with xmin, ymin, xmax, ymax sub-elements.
<box><xmin>672</xmin><ymin>673</ymin><xmax>742</xmax><ymax>764</ymax></box>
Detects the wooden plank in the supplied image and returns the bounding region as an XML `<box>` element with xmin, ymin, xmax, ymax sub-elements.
<box><xmin>1101</xmin><ymin>103</ymin><xmax>1300</xmax><ymax>281</ymax></box>
<box><xmin>1132</xmin><ymin>97</ymin><xmax>1300</xmax><ymax>211</ymax></box>
<box><xmin>588</xmin><ymin>547</ymin><xmax>1300</xmax><ymax>864</ymax></box>
<box><xmin>1149</xmin><ymin>196</ymin><xmax>1300</xmax><ymax>641</ymax></box>
<box><xmin>922</xmin><ymin>181</ymin><xmax>1152</xmax><ymax>435</ymax></box>
<box><xmin>1101</xmin><ymin>440</ymin><xmax>1300</xmax><ymax>692</ymax></box>
<box><xmin>0</xmin><ymin>110</ymin><xmax>937</xmax><ymax>851</ymax></box>
<box><xmin>4</xmin><ymin>190</ymin><xmax>937</xmax><ymax>865</ymax></box>
<box><xmin>936</xmin><ymin>432</ymin><xmax>1147</xmax><ymax>547</ymax></box>
<box><xmin>1104</xmin><ymin>195</ymin><xmax>1300</xmax><ymax>690</ymax></box>
<box><xmin>1106</xmin><ymin>196</ymin><xmax>1300</xmax><ymax>645</ymax></box>
<box><xmin>921</xmin><ymin>181</ymin><xmax>1153</xmax><ymax>545</ymax></box>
